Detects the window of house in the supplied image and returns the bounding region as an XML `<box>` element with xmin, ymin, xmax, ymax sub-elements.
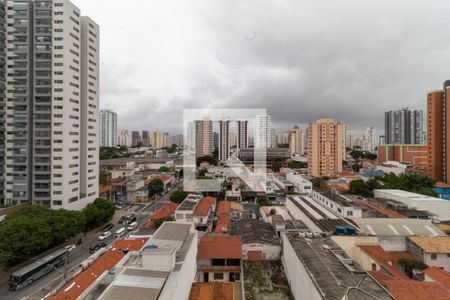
<box><xmin>431</xmin><ymin>254</ymin><xmax>437</xmax><ymax>260</ymax></box>
<box><xmin>213</xmin><ymin>273</ymin><xmax>224</xmax><ymax>280</ymax></box>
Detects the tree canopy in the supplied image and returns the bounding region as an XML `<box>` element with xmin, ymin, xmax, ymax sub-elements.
<box><xmin>82</xmin><ymin>198</ymin><xmax>116</xmax><ymax>230</ymax></box>
<box><xmin>196</xmin><ymin>155</ymin><xmax>218</xmax><ymax>167</ymax></box>
<box><xmin>287</xmin><ymin>160</ymin><xmax>307</xmax><ymax>169</ymax></box>
<box><xmin>158</xmin><ymin>166</ymin><xmax>170</xmax><ymax>173</ymax></box>
<box><xmin>349</xmin><ymin>174</ymin><xmax>438</xmax><ymax>197</ymax></box>
<box><xmin>170</xmin><ymin>189</ymin><xmax>189</xmax><ymax>203</ymax></box>
<box><xmin>100</xmin><ymin>146</ymin><xmax>129</xmax><ymax>160</ymax></box>
<box><xmin>148</xmin><ymin>178</ymin><xmax>164</xmax><ymax>198</ymax></box>
<box><xmin>0</xmin><ymin>205</ymin><xmax>86</xmax><ymax>267</ymax></box>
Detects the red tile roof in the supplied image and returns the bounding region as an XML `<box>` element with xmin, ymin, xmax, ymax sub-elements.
<box><xmin>424</xmin><ymin>267</ymin><xmax>450</xmax><ymax>289</ymax></box>
<box><xmin>217</xmin><ymin>201</ymin><xmax>231</xmax><ymax>215</ymax></box>
<box><xmin>360</xmin><ymin>245</ymin><xmax>450</xmax><ymax>300</ymax></box>
<box><xmin>146</xmin><ymin>203</ymin><xmax>179</xmax><ymax>229</ymax></box>
<box><xmin>153</xmin><ymin>175</ymin><xmax>173</xmax><ymax>183</ymax></box>
<box><xmin>359</xmin><ymin>245</ymin><xmax>414</xmax><ymax>278</ymax></box>
<box><xmin>99</xmin><ymin>184</ymin><xmax>111</xmax><ymax>194</ymax></box>
<box><xmin>215</xmin><ymin>213</ymin><xmax>230</xmax><ymax>233</ymax></box>
<box><xmin>382</xmin><ymin>279</ymin><xmax>450</xmax><ymax>300</ymax></box>
<box><xmin>47</xmin><ymin>238</ymin><xmax>148</xmax><ymax>300</ymax></box>
<box><xmin>198</xmin><ymin>236</ymin><xmax>242</xmax><ymax>259</ymax></box>
<box><xmin>193</xmin><ymin>196</ymin><xmax>216</xmax><ymax>217</ymax></box>
<box><xmin>189</xmin><ymin>282</ymin><xmax>234</xmax><ymax>300</ymax></box>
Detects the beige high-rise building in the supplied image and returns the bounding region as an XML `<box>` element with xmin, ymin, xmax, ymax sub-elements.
<box><xmin>307</xmin><ymin>118</ymin><xmax>344</xmax><ymax>177</ymax></box>
<box><xmin>219</xmin><ymin>119</ymin><xmax>230</xmax><ymax>161</ymax></box>
<box><xmin>152</xmin><ymin>131</ymin><xmax>165</xmax><ymax>149</ymax></box>
<box><xmin>195</xmin><ymin>118</ymin><xmax>213</xmax><ymax>157</ymax></box>
<box><xmin>288</xmin><ymin>126</ymin><xmax>304</xmax><ymax>157</ymax></box>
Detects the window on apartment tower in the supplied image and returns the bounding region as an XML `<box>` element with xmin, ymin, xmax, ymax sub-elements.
<box><xmin>213</xmin><ymin>273</ymin><xmax>224</xmax><ymax>280</ymax></box>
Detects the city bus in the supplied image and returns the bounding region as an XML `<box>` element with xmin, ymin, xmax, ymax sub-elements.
<box><xmin>9</xmin><ymin>247</ymin><xmax>69</xmax><ymax>291</ymax></box>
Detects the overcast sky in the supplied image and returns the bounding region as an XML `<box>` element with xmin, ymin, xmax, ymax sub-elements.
<box><xmin>75</xmin><ymin>0</ymin><xmax>450</xmax><ymax>135</ymax></box>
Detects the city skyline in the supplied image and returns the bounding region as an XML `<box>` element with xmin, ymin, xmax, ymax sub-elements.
<box><xmin>70</xmin><ymin>0</ymin><xmax>450</xmax><ymax>134</ymax></box>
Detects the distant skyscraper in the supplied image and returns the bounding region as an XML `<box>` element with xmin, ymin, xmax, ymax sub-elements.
<box><xmin>254</xmin><ymin>115</ymin><xmax>271</xmax><ymax>148</ymax></box>
<box><xmin>385</xmin><ymin>108</ymin><xmax>423</xmax><ymax>144</ymax></box>
<box><xmin>270</xmin><ymin>128</ymin><xmax>277</xmax><ymax>148</ymax></box>
<box><xmin>427</xmin><ymin>81</ymin><xmax>450</xmax><ymax>184</ymax></box>
<box><xmin>169</xmin><ymin>134</ymin><xmax>183</xmax><ymax>147</ymax></box>
<box><xmin>288</xmin><ymin>126</ymin><xmax>304</xmax><ymax>156</ymax></box>
<box><xmin>219</xmin><ymin>119</ymin><xmax>230</xmax><ymax>161</ymax></box>
<box><xmin>118</xmin><ymin>130</ymin><xmax>131</xmax><ymax>147</ymax></box>
<box><xmin>100</xmin><ymin>109</ymin><xmax>118</xmax><ymax>147</ymax></box>
<box><xmin>276</xmin><ymin>132</ymin><xmax>289</xmax><ymax>146</ymax></box>
<box><xmin>141</xmin><ymin>130</ymin><xmax>150</xmax><ymax>147</ymax></box>
<box><xmin>131</xmin><ymin>131</ymin><xmax>141</xmax><ymax>147</ymax></box>
<box><xmin>362</xmin><ymin>127</ymin><xmax>377</xmax><ymax>152</ymax></box>
<box><xmin>196</xmin><ymin>118</ymin><xmax>213</xmax><ymax>157</ymax></box>
<box><xmin>1</xmin><ymin>0</ymin><xmax>99</xmax><ymax>209</ymax></box>
<box><xmin>379</xmin><ymin>135</ymin><xmax>386</xmax><ymax>145</ymax></box>
<box><xmin>237</xmin><ymin>120</ymin><xmax>248</xmax><ymax>151</ymax></box>
<box><xmin>346</xmin><ymin>133</ymin><xmax>354</xmax><ymax>149</ymax></box>
<box><xmin>230</xmin><ymin>132</ymin><xmax>237</xmax><ymax>148</ymax></box>
<box><xmin>152</xmin><ymin>131</ymin><xmax>165</xmax><ymax>149</ymax></box>
<box><xmin>213</xmin><ymin>132</ymin><xmax>219</xmax><ymax>148</ymax></box>
<box><xmin>307</xmin><ymin>119</ymin><xmax>344</xmax><ymax>177</ymax></box>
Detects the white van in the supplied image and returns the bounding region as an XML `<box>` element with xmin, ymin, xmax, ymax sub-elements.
<box><xmin>127</xmin><ymin>221</ymin><xmax>138</xmax><ymax>231</ymax></box>
<box><xmin>115</xmin><ymin>227</ymin><xmax>126</xmax><ymax>238</ymax></box>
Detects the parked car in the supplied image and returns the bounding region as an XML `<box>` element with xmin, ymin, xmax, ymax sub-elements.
<box><xmin>102</xmin><ymin>223</ymin><xmax>114</xmax><ymax>232</ymax></box>
<box><xmin>98</xmin><ymin>231</ymin><xmax>112</xmax><ymax>241</ymax></box>
<box><xmin>118</xmin><ymin>216</ymin><xmax>126</xmax><ymax>224</ymax></box>
<box><xmin>89</xmin><ymin>242</ymin><xmax>107</xmax><ymax>254</ymax></box>
<box><xmin>64</xmin><ymin>244</ymin><xmax>76</xmax><ymax>253</ymax></box>
<box><xmin>127</xmin><ymin>221</ymin><xmax>138</xmax><ymax>231</ymax></box>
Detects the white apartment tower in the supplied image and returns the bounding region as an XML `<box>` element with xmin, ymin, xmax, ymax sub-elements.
<box><xmin>362</xmin><ymin>127</ymin><xmax>377</xmax><ymax>152</ymax></box>
<box><xmin>254</xmin><ymin>115</ymin><xmax>271</xmax><ymax>148</ymax></box>
<box><xmin>219</xmin><ymin>119</ymin><xmax>230</xmax><ymax>161</ymax></box>
<box><xmin>118</xmin><ymin>129</ymin><xmax>131</xmax><ymax>147</ymax></box>
<box><xmin>100</xmin><ymin>109</ymin><xmax>117</xmax><ymax>147</ymax></box>
<box><xmin>1</xmin><ymin>0</ymin><xmax>99</xmax><ymax>210</ymax></box>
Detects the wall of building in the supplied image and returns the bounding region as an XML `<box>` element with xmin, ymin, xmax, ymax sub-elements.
<box><xmin>310</xmin><ymin>191</ymin><xmax>362</xmax><ymax>219</ymax></box>
<box><xmin>282</xmin><ymin>234</ymin><xmax>322</xmax><ymax>300</ymax></box>
<box><xmin>242</xmin><ymin>243</ymin><xmax>281</xmax><ymax>260</ymax></box>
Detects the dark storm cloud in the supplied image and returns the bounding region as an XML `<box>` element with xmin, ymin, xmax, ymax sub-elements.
<box><xmin>75</xmin><ymin>0</ymin><xmax>450</xmax><ymax>134</ymax></box>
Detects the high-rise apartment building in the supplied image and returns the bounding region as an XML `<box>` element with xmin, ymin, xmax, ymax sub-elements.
<box><xmin>213</xmin><ymin>132</ymin><xmax>219</xmax><ymax>149</ymax></box>
<box><xmin>427</xmin><ymin>81</ymin><xmax>450</xmax><ymax>184</ymax></box>
<box><xmin>168</xmin><ymin>134</ymin><xmax>183</xmax><ymax>147</ymax></box>
<box><xmin>131</xmin><ymin>131</ymin><xmax>141</xmax><ymax>147</ymax></box>
<box><xmin>0</xmin><ymin>1</ymin><xmax>5</xmax><ymax>204</ymax></box>
<box><xmin>288</xmin><ymin>126</ymin><xmax>304</xmax><ymax>157</ymax></box>
<box><xmin>152</xmin><ymin>131</ymin><xmax>166</xmax><ymax>149</ymax></box>
<box><xmin>195</xmin><ymin>118</ymin><xmax>213</xmax><ymax>157</ymax></box>
<box><xmin>276</xmin><ymin>132</ymin><xmax>289</xmax><ymax>146</ymax></box>
<box><xmin>0</xmin><ymin>0</ymin><xmax>99</xmax><ymax>209</ymax></box>
<box><xmin>362</xmin><ymin>127</ymin><xmax>377</xmax><ymax>152</ymax></box>
<box><xmin>307</xmin><ymin>118</ymin><xmax>344</xmax><ymax>177</ymax></box>
<box><xmin>254</xmin><ymin>115</ymin><xmax>270</xmax><ymax>148</ymax></box>
<box><xmin>118</xmin><ymin>129</ymin><xmax>131</xmax><ymax>147</ymax></box>
<box><xmin>100</xmin><ymin>109</ymin><xmax>117</xmax><ymax>147</ymax></box>
<box><xmin>236</xmin><ymin>120</ymin><xmax>248</xmax><ymax>152</ymax></box>
<box><xmin>141</xmin><ymin>130</ymin><xmax>150</xmax><ymax>147</ymax></box>
<box><xmin>219</xmin><ymin>119</ymin><xmax>230</xmax><ymax>161</ymax></box>
<box><xmin>229</xmin><ymin>132</ymin><xmax>237</xmax><ymax>148</ymax></box>
<box><xmin>385</xmin><ymin>108</ymin><xmax>423</xmax><ymax>144</ymax></box>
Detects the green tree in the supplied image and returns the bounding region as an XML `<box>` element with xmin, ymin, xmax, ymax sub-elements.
<box><xmin>272</xmin><ymin>161</ymin><xmax>282</xmax><ymax>172</ymax></box>
<box><xmin>0</xmin><ymin>205</ymin><xmax>86</xmax><ymax>267</ymax></box>
<box><xmin>158</xmin><ymin>166</ymin><xmax>170</xmax><ymax>173</ymax></box>
<box><xmin>312</xmin><ymin>177</ymin><xmax>328</xmax><ymax>190</ymax></box>
<box><xmin>148</xmin><ymin>178</ymin><xmax>164</xmax><ymax>198</ymax></box>
<box><xmin>270</xmin><ymin>208</ymin><xmax>276</xmax><ymax>215</ymax></box>
<box><xmin>82</xmin><ymin>198</ymin><xmax>115</xmax><ymax>230</ymax></box>
<box><xmin>170</xmin><ymin>189</ymin><xmax>189</xmax><ymax>203</ymax></box>
<box><xmin>287</xmin><ymin>160</ymin><xmax>307</xmax><ymax>169</ymax></box>
<box><xmin>196</xmin><ymin>155</ymin><xmax>218</xmax><ymax>166</ymax></box>
<box><xmin>277</xmin><ymin>143</ymin><xmax>289</xmax><ymax>148</ymax></box>
<box><xmin>153</xmin><ymin>216</ymin><xmax>174</xmax><ymax>228</ymax></box>
<box><xmin>258</xmin><ymin>198</ymin><xmax>270</xmax><ymax>206</ymax></box>
<box><xmin>349</xmin><ymin>180</ymin><xmax>373</xmax><ymax>197</ymax></box>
